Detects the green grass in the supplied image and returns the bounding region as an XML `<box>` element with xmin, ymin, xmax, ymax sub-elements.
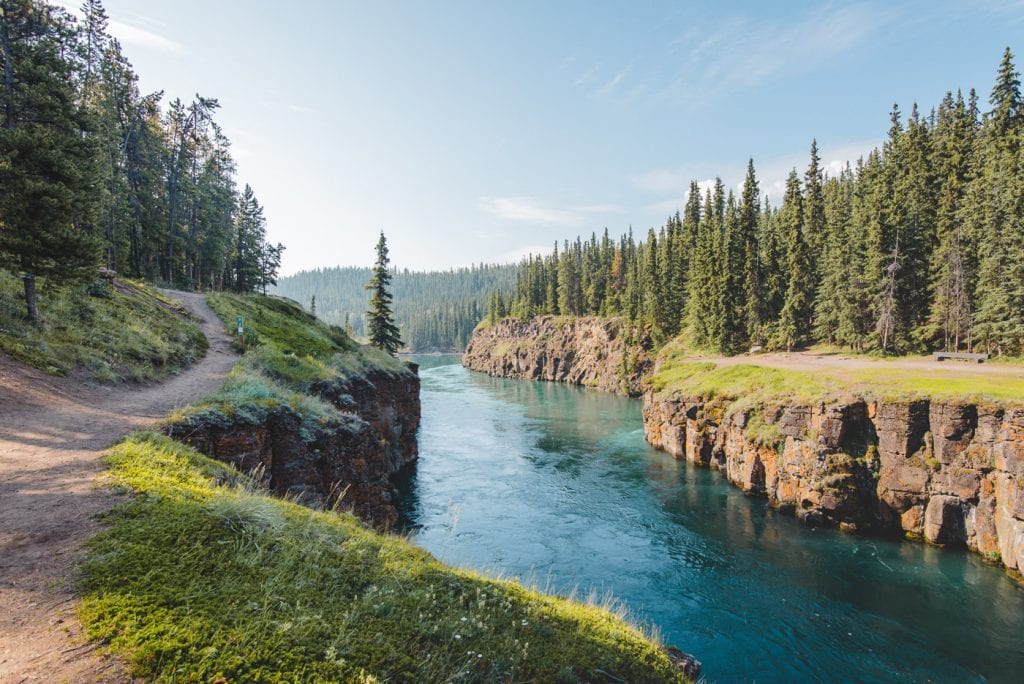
<box><xmin>652</xmin><ymin>350</ymin><xmax>1024</xmax><ymax>406</ymax></box>
<box><xmin>169</xmin><ymin>293</ymin><xmax>410</xmax><ymax>444</ymax></box>
<box><xmin>79</xmin><ymin>433</ymin><xmax>689</xmax><ymax>683</ymax></box>
<box><xmin>207</xmin><ymin>292</ymin><xmax>357</xmax><ymax>359</ymax></box>
<box><xmin>0</xmin><ymin>269</ymin><xmax>206</xmax><ymax>382</ymax></box>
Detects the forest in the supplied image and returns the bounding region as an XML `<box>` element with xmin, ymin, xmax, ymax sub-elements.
<box><xmin>274</xmin><ymin>264</ymin><xmax>518</xmax><ymax>352</ymax></box>
<box><xmin>0</xmin><ymin>0</ymin><xmax>282</xmax><ymax>322</ymax></box>
<box><xmin>493</xmin><ymin>49</ymin><xmax>1024</xmax><ymax>356</ymax></box>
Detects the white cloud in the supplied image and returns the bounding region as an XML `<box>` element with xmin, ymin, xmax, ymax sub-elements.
<box><xmin>478</xmin><ymin>197</ymin><xmax>620</xmax><ymax>228</ymax></box>
<box><xmin>108</xmin><ymin>19</ymin><xmax>183</xmax><ymax>54</ymax></box>
<box><xmin>582</xmin><ymin>3</ymin><xmax>888</xmax><ymax>106</ymax></box>
<box><xmin>287</xmin><ymin>104</ymin><xmax>317</xmax><ymax>114</ymax></box>
<box><xmin>631</xmin><ymin>140</ymin><xmax>879</xmax><ymax>206</ymax></box>
<box><xmin>595</xmin><ymin>62</ymin><xmax>634</xmax><ymax>97</ymax></box>
<box><xmin>54</xmin><ymin>2</ymin><xmax>183</xmax><ymax>54</ymax></box>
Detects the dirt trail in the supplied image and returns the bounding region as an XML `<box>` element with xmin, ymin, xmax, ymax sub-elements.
<box><xmin>695</xmin><ymin>350</ymin><xmax>1024</xmax><ymax>376</ymax></box>
<box><xmin>0</xmin><ymin>291</ymin><xmax>236</xmax><ymax>683</ymax></box>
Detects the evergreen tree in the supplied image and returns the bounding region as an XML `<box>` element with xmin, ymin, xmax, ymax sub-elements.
<box><xmin>0</xmin><ymin>0</ymin><xmax>101</xmax><ymax>322</ymax></box>
<box><xmin>738</xmin><ymin>160</ymin><xmax>764</xmax><ymax>343</ymax></box>
<box><xmin>365</xmin><ymin>231</ymin><xmax>402</xmax><ymax>355</ymax></box>
<box><xmin>776</xmin><ymin>170</ymin><xmax>812</xmax><ymax>350</ymax></box>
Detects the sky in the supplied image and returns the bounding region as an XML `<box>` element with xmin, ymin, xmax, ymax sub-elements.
<box><xmin>70</xmin><ymin>1</ymin><xmax>1024</xmax><ymax>274</ymax></box>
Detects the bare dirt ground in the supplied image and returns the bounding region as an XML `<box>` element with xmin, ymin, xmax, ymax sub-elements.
<box><xmin>695</xmin><ymin>350</ymin><xmax>1024</xmax><ymax>376</ymax></box>
<box><xmin>0</xmin><ymin>291</ymin><xmax>235</xmax><ymax>683</ymax></box>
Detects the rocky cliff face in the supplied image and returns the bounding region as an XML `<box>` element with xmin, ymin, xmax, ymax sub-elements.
<box><xmin>167</xmin><ymin>363</ymin><xmax>420</xmax><ymax>528</ymax></box>
<box><xmin>463</xmin><ymin>317</ymin><xmax>653</xmax><ymax>395</ymax></box>
<box><xmin>643</xmin><ymin>392</ymin><xmax>1024</xmax><ymax>573</ymax></box>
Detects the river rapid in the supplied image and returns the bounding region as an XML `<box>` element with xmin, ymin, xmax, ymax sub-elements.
<box><xmin>397</xmin><ymin>356</ymin><xmax>1024</xmax><ymax>682</ymax></box>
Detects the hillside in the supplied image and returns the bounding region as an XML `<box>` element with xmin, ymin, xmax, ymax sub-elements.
<box><xmin>72</xmin><ymin>294</ymin><xmax>698</xmax><ymax>681</ymax></box>
<box><xmin>0</xmin><ymin>270</ymin><xmax>207</xmax><ymax>383</ymax></box>
<box><xmin>273</xmin><ymin>264</ymin><xmax>518</xmax><ymax>351</ymax></box>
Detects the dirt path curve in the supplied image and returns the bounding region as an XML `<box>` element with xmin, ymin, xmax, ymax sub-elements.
<box><xmin>0</xmin><ymin>291</ymin><xmax>236</xmax><ymax>683</ymax></box>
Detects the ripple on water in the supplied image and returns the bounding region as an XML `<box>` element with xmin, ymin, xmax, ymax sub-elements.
<box><xmin>400</xmin><ymin>358</ymin><xmax>1024</xmax><ymax>683</ymax></box>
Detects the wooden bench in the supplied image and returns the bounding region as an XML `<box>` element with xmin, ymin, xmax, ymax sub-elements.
<box><xmin>932</xmin><ymin>351</ymin><xmax>989</xmax><ymax>363</ymax></box>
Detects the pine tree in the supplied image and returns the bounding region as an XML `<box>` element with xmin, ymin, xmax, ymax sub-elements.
<box><xmin>232</xmin><ymin>184</ymin><xmax>266</xmax><ymax>292</ymax></box>
<box><xmin>776</xmin><ymin>170</ymin><xmax>812</xmax><ymax>350</ymax></box>
<box><xmin>0</xmin><ymin>0</ymin><xmax>102</xmax><ymax>323</ymax></box>
<box><xmin>365</xmin><ymin>231</ymin><xmax>402</xmax><ymax>355</ymax></box>
<box><xmin>738</xmin><ymin>160</ymin><xmax>764</xmax><ymax>343</ymax></box>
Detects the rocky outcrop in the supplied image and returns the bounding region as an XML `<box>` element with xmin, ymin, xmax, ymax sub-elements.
<box><xmin>643</xmin><ymin>391</ymin><xmax>1024</xmax><ymax>573</ymax></box>
<box><xmin>463</xmin><ymin>317</ymin><xmax>653</xmax><ymax>395</ymax></box>
<box><xmin>167</xmin><ymin>363</ymin><xmax>420</xmax><ymax>528</ymax></box>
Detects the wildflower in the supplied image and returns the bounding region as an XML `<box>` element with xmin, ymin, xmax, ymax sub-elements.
<box><xmin>455</xmin><ymin>634</ymin><xmax>461</xmax><ymax>640</ymax></box>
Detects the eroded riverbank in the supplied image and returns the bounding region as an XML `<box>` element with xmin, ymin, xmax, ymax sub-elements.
<box><xmin>400</xmin><ymin>357</ymin><xmax>1024</xmax><ymax>682</ymax></box>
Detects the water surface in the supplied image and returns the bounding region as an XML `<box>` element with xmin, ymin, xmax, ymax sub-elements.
<box><xmin>399</xmin><ymin>356</ymin><xmax>1024</xmax><ymax>682</ymax></box>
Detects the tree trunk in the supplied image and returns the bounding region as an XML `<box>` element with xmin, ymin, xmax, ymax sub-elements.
<box><xmin>23</xmin><ymin>274</ymin><xmax>39</xmax><ymax>324</ymax></box>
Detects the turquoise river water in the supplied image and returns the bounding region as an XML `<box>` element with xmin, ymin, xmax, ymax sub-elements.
<box><xmin>397</xmin><ymin>356</ymin><xmax>1024</xmax><ymax>683</ymax></box>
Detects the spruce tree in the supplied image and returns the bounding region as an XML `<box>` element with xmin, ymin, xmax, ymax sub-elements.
<box><xmin>776</xmin><ymin>170</ymin><xmax>812</xmax><ymax>350</ymax></box>
<box><xmin>0</xmin><ymin>0</ymin><xmax>101</xmax><ymax>323</ymax></box>
<box><xmin>738</xmin><ymin>160</ymin><xmax>764</xmax><ymax>343</ymax></box>
<box><xmin>365</xmin><ymin>231</ymin><xmax>402</xmax><ymax>355</ymax></box>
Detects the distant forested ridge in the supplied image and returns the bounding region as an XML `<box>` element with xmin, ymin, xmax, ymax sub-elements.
<box><xmin>493</xmin><ymin>49</ymin><xmax>1024</xmax><ymax>357</ymax></box>
<box><xmin>274</xmin><ymin>264</ymin><xmax>518</xmax><ymax>351</ymax></box>
<box><xmin>0</xmin><ymin>0</ymin><xmax>282</xmax><ymax>315</ymax></box>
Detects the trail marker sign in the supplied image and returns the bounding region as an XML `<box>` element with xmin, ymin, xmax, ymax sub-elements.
<box><xmin>237</xmin><ymin>316</ymin><xmax>244</xmax><ymax>335</ymax></box>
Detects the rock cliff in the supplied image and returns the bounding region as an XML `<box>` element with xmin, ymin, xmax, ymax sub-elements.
<box><xmin>643</xmin><ymin>392</ymin><xmax>1024</xmax><ymax>573</ymax></box>
<box><xmin>167</xmin><ymin>363</ymin><xmax>420</xmax><ymax>528</ymax></box>
<box><xmin>463</xmin><ymin>317</ymin><xmax>653</xmax><ymax>395</ymax></box>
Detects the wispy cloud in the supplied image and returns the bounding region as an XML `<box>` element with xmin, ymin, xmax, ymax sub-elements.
<box><xmin>108</xmin><ymin>19</ymin><xmax>183</xmax><ymax>54</ymax></box>
<box><xmin>577</xmin><ymin>3</ymin><xmax>888</xmax><ymax>105</ymax></box>
<box><xmin>633</xmin><ymin>139</ymin><xmax>879</xmax><ymax>207</ymax></box>
<box><xmin>659</xmin><ymin>3</ymin><xmax>886</xmax><ymax>104</ymax></box>
<box><xmin>287</xmin><ymin>104</ymin><xmax>317</xmax><ymax>114</ymax></box>
<box><xmin>595</xmin><ymin>61</ymin><xmax>634</xmax><ymax>97</ymax></box>
<box><xmin>55</xmin><ymin>1</ymin><xmax>183</xmax><ymax>54</ymax></box>
<box><xmin>478</xmin><ymin>197</ymin><xmax>620</xmax><ymax>227</ymax></box>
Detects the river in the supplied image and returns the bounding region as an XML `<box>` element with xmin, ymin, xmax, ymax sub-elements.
<box><xmin>397</xmin><ymin>356</ymin><xmax>1024</xmax><ymax>682</ymax></box>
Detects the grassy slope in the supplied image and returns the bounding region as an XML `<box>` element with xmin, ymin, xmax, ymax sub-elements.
<box><xmin>0</xmin><ymin>270</ymin><xmax>206</xmax><ymax>382</ymax></box>
<box><xmin>80</xmin><ymin>294</ymin><xmax>688</xmax><ymax>683</ymax></box>
<box><xmin>167</xmin><ymin>293</ymin><xmax>410</xmax><ymax>431</ymax></box>
<box><xmin>652</xmin><ymin>338</ymin><xmax>1024</xmax><ymax>407</ymax></box>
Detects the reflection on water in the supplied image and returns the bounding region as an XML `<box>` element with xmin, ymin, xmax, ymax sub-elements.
<box><xmin>398</xmin><ymin>356</ymin><xmax>1024</xmax><ymax>683</ymax></box>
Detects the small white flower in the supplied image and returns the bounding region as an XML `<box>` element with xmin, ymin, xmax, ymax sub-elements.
<box><xmin>454</xmin><ymin>634</ymin><xmax>461</xmax><ymax>640</ymax></box>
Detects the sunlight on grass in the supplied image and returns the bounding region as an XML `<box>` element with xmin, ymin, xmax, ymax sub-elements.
<box><xmin>80</xmin><ymin>433</ymin><xmax>689</xmax><ymax>682</ymax></box>
<box><xmin>0</xmin><ymin>270</ymin><xmax>206</xmax><ymax>382</ymax></box>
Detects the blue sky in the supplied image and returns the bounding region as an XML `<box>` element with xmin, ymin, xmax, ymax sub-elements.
<box><xmin>78</xmin><ymin>1</ymin><xmax>1023</xmax><ymax>273</ymax></box>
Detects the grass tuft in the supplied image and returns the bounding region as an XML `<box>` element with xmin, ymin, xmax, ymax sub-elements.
<box><xmin>80</xmin><ymin>433</ymin><xmax>689</xmax><ymax>682</ymax></box>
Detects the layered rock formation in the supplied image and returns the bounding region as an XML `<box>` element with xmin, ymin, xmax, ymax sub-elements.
<box><xmin>643</xmin><ymin>392</ymin><xmax>1024</xmax><ymax>573</ymax></box>
<box><xmin>167</xmin><ymin>363</ymin><xmax>420</xmax><ymax>528</ymax></box>
<box><xmin>463</xmin><ymin>316</ymin><xmax>653</xmax><ymax>395</ymax></box>
<box><xmin>463</xmin><ymin>318</ymin><xmax>1024</xmax><ymax>573</ymax></box>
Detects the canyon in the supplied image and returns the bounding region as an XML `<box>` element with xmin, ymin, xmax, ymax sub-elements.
<box><xmin>167</xmin><ymin>362</ymin><xmax>421</xmax><ymax>528</ymax></box>
<box><xmin>464</xmin><ymin>316</ymin><xmax>1024</xmax><ymax>574</ymax></box>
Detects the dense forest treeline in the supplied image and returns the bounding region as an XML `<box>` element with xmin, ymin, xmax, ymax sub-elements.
<box><xmin>491</xmin><ymin>49</ymin><xmax>1024</xmax><ymax>356</ymax></box>
<box><xmin>274</xmin><ymin>264</ymin><xmax>517</xmax><ymax>351</ymax></box>
<box><xmin>0</xmin><ymin>0</ymin><xmax>282</xmax><ymax>322</ymax></box>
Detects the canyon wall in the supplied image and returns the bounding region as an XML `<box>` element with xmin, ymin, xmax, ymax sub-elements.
<box><xmin>463</xmin><ymin>316</ymin><xmax>653</xmax><ymax>395</ymax></box>
<box><xmin>463</xmin><ymin>318</ymin><xmax>1024</xmax><ymax>573</ymax></box>
<box><xmin>167</xmin><ymin>363</ymin><xmax>420</xmax><ymax>528</ymax></box>
<box><xmin>643</xmin><ymin>393</ymin><xmax>1024</xmax><ymax>572</ymax></box>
